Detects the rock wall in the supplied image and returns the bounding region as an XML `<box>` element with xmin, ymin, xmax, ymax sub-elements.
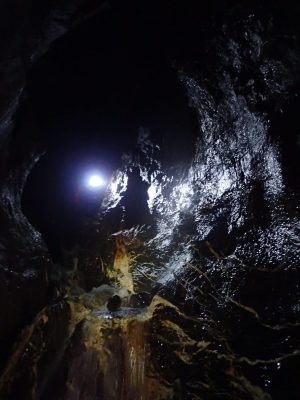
<box><xmin>0</xmin><ymin>1</ymin><xmax>299</xmax><ymax>400</ymax></box>
<box><xmin>0</xmin><ymin>0</ymin><xmax>105</xmax><ymax>373</ymax></box>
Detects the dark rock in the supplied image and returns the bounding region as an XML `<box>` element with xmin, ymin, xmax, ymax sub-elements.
<box><xmin>129</xmin><ymin>292</ymin><xmax>152</xmax><ymax>308</ymax></box>
<box><xmin>107</xmin><ymin>295</ymin><xmax>122</xmax><ymax>312</ymax></box>
<box><xmin>0</xmin><ymin>0</ymin><xmax>107</xmax><ymax>376</ymax></box>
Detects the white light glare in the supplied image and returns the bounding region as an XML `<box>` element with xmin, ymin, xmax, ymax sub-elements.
<box><xmin>87</xmin><ymin>174</ymin><xmax>105</xmax><ymax>188</ymax></box>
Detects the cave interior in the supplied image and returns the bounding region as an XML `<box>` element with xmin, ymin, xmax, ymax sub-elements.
<box><xmin>0</xmin><ymin>1</ymin><xmax>300</xmax><ymax>399</ymax></box>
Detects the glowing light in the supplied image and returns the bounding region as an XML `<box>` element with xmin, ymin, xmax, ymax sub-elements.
<box><xmin>147</xmin><ymin>184</ymin><xmax>156</xmax><ymax>200</ymax></box>
<box><xmin>87</xmin><ymin>174</ymin><xmax>105</xmax><ymax>188</ymax></box>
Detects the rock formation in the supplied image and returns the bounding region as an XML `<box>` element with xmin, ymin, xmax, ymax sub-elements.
<box><xmin>0</xmin><ymin>1</ymin><xmax>299</xmax><ymax>399</ymax></box>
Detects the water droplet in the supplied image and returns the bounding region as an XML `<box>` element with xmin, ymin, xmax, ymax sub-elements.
<box><xmin>277</xmin><ymin>362</ymin><xmax>281</xmax><ymax>370</ymax></box>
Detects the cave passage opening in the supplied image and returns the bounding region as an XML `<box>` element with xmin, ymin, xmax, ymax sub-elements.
<box><xmin>21</xmin><ymin>1</ymin><xmax>200</xmax><ymax>263</ymax></box>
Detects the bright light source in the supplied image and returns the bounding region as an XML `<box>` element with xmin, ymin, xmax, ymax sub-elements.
<box><xmin>87</xmin><ymin>174</ymin><xmax>105</xmax><ymax>188</ymax></box>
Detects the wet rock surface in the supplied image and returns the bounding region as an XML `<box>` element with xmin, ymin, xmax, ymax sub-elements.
<box><xmin>0</xmin><ymin>296</ymin><xmax>176</xmax><ymax>400</ymax></box>
<box><xmin>93</xmin><ymin>8</ymin><xmax>300</xmax><ymax>399</ymax></box>
<box><xmin>0</xmin><ymin>1</ymin><xmax>300</xmax><ymax>399</ymax></box>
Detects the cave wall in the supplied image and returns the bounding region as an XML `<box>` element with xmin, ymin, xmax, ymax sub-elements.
<box><xmin>94</xmin><ymin>7</ymin><xmax>300</xmax><ymax>400</ymax></box>
<box><xmin>0</xmin><ymin>0</ymin><xmax>106</xmax><ymax>371</ymax></box>
<box><xmin>0</xmin><ymin>1</ymin><xmax>299</xmax><ymax>400</ymax></box>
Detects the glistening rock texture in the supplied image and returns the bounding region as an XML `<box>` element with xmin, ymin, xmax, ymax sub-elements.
<box><xmin>0</xmin><ymin>2</ymin><xmax>300</xmax><ymax>400</ymax></box>
<box><xmin>94</xmin><ymin>12</ymin><xmax>300</xmax><ymax>400</ymax></box>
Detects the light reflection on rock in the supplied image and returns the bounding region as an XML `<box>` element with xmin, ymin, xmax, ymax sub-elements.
<box><xmin>1</xmin><ymin>9</ymin><xmax>300</xmax><ymax>400</ymax></box>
